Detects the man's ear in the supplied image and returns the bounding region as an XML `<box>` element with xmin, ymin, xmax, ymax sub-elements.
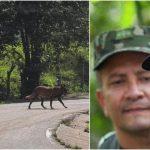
<box><xmin>96</xmin><ymin>90</ymin><xmax>109</xmax><ymax>117</ymax></box>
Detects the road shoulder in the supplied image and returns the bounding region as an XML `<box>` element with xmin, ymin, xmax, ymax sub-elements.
<box><xmin>53</xmin><ymin>110</ymin><xmax>89</xmax><ymax>149</ymax></box>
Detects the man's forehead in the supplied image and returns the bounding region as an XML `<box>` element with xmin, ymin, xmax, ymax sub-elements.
<box><xmin>103</xmin><ymin>52</ymin><xmax>148</xmax><ymax>67</ymax></box>
<box><xmin>99</xmin><ymin>52</ymin><xmax>148</xmax><ymax>77</ymax></box>
<box><xmin>107</xmin><ymin>70</ymin><xmax>149</xmax><ymax>78</ymax></box>
<box><xmin>100</xmin><ymin>68</ymin><xmax>150</xmax><ymax>84</ymax></box>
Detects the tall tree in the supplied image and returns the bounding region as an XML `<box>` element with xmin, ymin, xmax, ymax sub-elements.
<box><xmin>0</xmin><ymin>1</ymin><xmax>89</xmax><ymax>97</ymax></box>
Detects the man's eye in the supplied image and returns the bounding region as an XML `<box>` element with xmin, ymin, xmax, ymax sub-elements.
<box><xmin>111</xmin><ymin>80</ymin><xmax>124</xmax><ymax>85</ymax></box>
<box><xmin>141</xmin><ymin>77</ymin><xmax>150</xmax><ymax>81</ymax></box>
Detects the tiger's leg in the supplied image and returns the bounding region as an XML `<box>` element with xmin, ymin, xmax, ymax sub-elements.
<box><xmin>41</xmin><ymin>97</ymin><xmax>47</xmax><ymax>109</ymax></box>
<box><xmin>28</xmin><ymin>100</ymin><xmax>33</xmax><ymax>109</ymax></box>
<box><xmin>58</xmin><ymin>97</ymin><xmax>67</xmax><ymax>108</ymax></box>
<box><xmin>50</xmin><ymin>99</ymin><xmax>54</xmax><ymax>109</ymax></box>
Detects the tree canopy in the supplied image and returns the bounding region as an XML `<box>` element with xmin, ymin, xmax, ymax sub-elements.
<box><xmin>0</xmin><ymin>1</ymin><xmax>89</xmax><ymax>100</ymax></box>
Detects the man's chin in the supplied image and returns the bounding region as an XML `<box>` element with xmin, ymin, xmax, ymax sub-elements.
<box><xmin>121</xmin><ymin>118</ymin><xmax>150</xmax><ymax>133</ymax></box>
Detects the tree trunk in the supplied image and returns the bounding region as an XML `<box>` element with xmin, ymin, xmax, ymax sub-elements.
<box><xmin>19</xmin><ymin>26</ymin><xmax>31</xmax><ymax>98</ymax></box>
<box><xmin>19</xmin><ymin>20</ymin><xmax>42</xmax><ymax>98</ymax></box>
<box><xmin>6</xmin><ymin>64</ymin><xmax>15</xmax><ymax>100</ymax></box>
<box><xmin>20</xmin><ymin>67</ymin><xmax>40</xmax><ymax>97</ymax></box>
<box><xmin>81</xmin><ymin>62</ymin><xmax>85</xmax><ymax>89</ymax></box>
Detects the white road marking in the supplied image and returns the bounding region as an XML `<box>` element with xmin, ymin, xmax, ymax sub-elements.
<box><xmin>46</xmin><ymin>128</ymin><xmax>52</xmax><ymax>138</ymax></box>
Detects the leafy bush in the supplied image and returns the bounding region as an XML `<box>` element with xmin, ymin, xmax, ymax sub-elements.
<box><xmin>40</xmin><ymin>73</ymin><xmax>56</xmax><ymax>86</ymax></box>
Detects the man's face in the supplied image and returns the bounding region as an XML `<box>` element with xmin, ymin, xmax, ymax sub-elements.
<box><xmin>97</xmin><ymin>52</ymin><xmax>150</xmax><ymax>133</ymax></box>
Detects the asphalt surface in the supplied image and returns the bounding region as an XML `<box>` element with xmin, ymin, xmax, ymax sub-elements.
<box><xmin>0</xmin><ymin>98</ymin><xmax>89</xmax><ymax>149</ymax></box>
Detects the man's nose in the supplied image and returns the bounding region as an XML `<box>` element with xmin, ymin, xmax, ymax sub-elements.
<box><xmin>125</xmin><ymin>83</ymin><xmax>144</xmax><ymax>101</ymax></box>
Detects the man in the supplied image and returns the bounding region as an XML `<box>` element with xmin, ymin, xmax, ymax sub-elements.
<box><xmin>94</xmin><ymin>26</ymin><xmax>150</xmax><ymax>149</ymax></box>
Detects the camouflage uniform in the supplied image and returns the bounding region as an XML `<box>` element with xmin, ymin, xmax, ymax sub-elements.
<box><xmin>94</xmin><ymin>26</ymin><xmax>150</xmax><ymax>149</ymax></box>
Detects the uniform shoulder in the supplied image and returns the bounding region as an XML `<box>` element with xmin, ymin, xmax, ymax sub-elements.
<box><xmin>98</xmin><ymin>131</ymin><xmax>120</xmax><ymax>149</ymax></box>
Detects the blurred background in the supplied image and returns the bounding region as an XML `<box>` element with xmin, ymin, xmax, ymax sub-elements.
<box><xmin>90</xmin><ymin>1</ymin><xmax>150</xmax><ymax>149</ymax></box>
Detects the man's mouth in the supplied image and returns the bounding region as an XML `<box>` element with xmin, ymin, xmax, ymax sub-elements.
<box><xmin>123</xmin><ymin>107</ymin><xmax>150</xmax><ymax>114</ymax></box>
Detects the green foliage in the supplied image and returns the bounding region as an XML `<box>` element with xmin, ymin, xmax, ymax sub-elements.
<box><xmin>0</xmin><ymin>43</ymin><xmax>24</xmax><ymax>101</ymax></box>
<box><xmin>0</xmin><ymin>62</ymin><xmax>20</xmax><ymax>100</ymax></box>
<box><xmin>120</xmin><ymin>1</ymin><xmax>136</xmax><ymax>27</ymax></box>
<box><xmin>61</xmin><ymin>70</ymin><xmax>86</xmax><ymax>93</ymax></box>
<box><xmin>0</xmin><ymin>65</ymin><xmax>8</xmax><ymax>78</ymax></box>
<box><xmin>0</xmin><ymin>1</ymin><xmax>88</xmax><ymax>100</ymax></box>
<box><xmin>40</xmin><ymin>73</ymin><xmax>56</xmax><ymax>87</ymax></box>
<box><xmin>90</xmin><ymin>76</ymin><xmax>113</xmax><ymax>148</ymax></box>
<box><xmin>61</xmin><ymin>70</ymin><xmax>76</xmax><ymax>81</ymax></box>
<box><xmin>0</xmin><ymin>1</ymin><xmax>89</xmax><ymax>99</ymax></box>
<box><xmin>74</xmin><ymin>46</ymin><xmax>89</xmax><ymax>62</ymax></box>
<box><xmin>40</xmin><ymin>43</ymin><xmax>89</xmax><ymax>94</ymax></box>
<box><xmin>10</xmin><ymin>69</ymin><xmax>20</xmax><ymax>97</ymax></box>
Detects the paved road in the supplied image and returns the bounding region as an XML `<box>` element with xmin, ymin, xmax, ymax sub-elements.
<box><xmin>0</xmin><ymin>98</ymin><xmax>89</xmax><ymax>149</ymax></box>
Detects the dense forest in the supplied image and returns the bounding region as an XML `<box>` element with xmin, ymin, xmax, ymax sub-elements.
<box><xmin>90</xmin><ymin>1</ymin><xmax>150</xmax><ymax>149</ymax></box>
<box><xmin>0</xmin><ymin>1</ymin><xmax>89</xmax><ymax>102</ymax></box>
